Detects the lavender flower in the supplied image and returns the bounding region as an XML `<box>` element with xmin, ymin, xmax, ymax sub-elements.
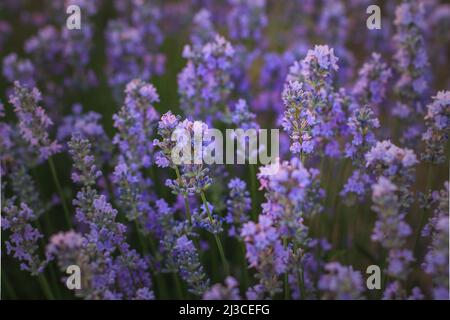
<box><xmin>423</xmin><ymin>216</ymin><xmax>449</xmax><ymax>300</ymax></box>
<box><xmin>2</xmin><ymin>53</ymin><xmax>35</xmax><ymax>89</ymax></box>
<box><xmin>227</xmin><ymin>0</ymin><xmax>267</xmax><ymax>42</ymax></box>
<box><xmin>371</xmin><ymin>177</ymin><xmax>415</xmax><ymax>298</ymax></box>
<box><xmin>291</xmin><ymin>45</ymin><xmax>339</xmax><ymax>89</ymax></box>
<box><xmin>341</xmin><ymin>105</ymin><xmax>380</xmax><ymax>203</ymax></box>
<box><xmin>365</xmin><ymin>140</ymin><xmax>418</xmax><ymax>202</ymax></box>
<box><xmin>46</xmin><ymin>230</ymin><xmax>84</xmax><ymax>271</ymax></box>
<box><xmin>353</xmin><ymin>53</ymin><xmax>392</xmax><ymax>108</ymax></box>
<box><xmin>113</xmin><ymin>79</ymin><xmax>160</xmax><ymax>170</ymax></box>
<box><xmin>393</xmin><ymin>0</ymin><xmax>430</xmax><ymax>143</ymax></box>
<box><xmin>422</xmin><ymin>91</ymin><xmax>450</xmax><ymax>164</ymax></box>
<box><xmin>345</xmin><ymin>105</ymin><xmax>380</xmax><ymax>166</ymax></box>
<box><xmin>69</xmin><ymin>135</ymin><xmax>153</xmax><ymax>299</ymax></box>
<box><xmin>192</xmin><ymin>202</ymin><xmax>223</xmax><ymax>234</ymax></box>
<box><xmin>58</xmin><ymin>104</ymin><xmax>112</xmax><ymax>164</ymax></box>
<box><xmin>105</xmin><ymin>1</ymin><xmax>164</xmax><ymax>93</ymax></box>
<box><xmin>203</xmin><ymin>277</ymin><xmax>241</xmax><ymax>300</ymax></box>
<box><xmin>371</xmin><ymin>177</ymin><xmax>412</xmax><ymax>250</ymax></box>
<box><xmin>281</xmin><ymin>80</ymin><xmax>318</xmax><ymax>156</ymax></box>
<box><xmin>226</xmin><ymin>178</ymin><xmax>251</xmax><ymax>237</ymax></box>
<box><xmin>9</xmin><ymin>82</ymin><xmax>61</xmax><ymax>161</ymax></box>
<box><xmin>258</xmin><ymin>158</ymin><xmax>323</xmax><ymax>244</ymax></box>
<box><xmin>178</xmin><ymin>35</ymin><xmax>234</xmax><ymax>123</ymax></box>
<box><xmin>1</xmin><ymin>201</ymin><xmax>47</xmax><ymax>275</ymax></box>
<box><xmin>318</xmin><ymin>262</ymin><xmax>364</xmax><ymax>300</ymax></box>
<box><xmin>154</xmin><ymin>113</ymin><xmax>212</xmax><ymax>195</ymax></box>
<box><xmin>191</xmin><ymin>9</ymin><xmax>217</xmax><ymax>46</ymax></box>
<box><xmin>173</xmin><ymin>235</ymin><xmax>210</xmax><ymax>295</ymax></box>
<box><xmin>241</xmin><ymin>215</ymin><xmax>288</xmax><ymax>298</ymax></box>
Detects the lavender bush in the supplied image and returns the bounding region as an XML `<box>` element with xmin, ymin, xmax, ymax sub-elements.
<box><xmin>0</xmin><ymin>0</ymin><xmax>448</xmax><ymax>300</ymax></box>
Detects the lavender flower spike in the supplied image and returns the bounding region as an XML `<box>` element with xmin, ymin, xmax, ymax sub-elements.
<box><xmin>422</xmin><ymin>91</ymin><xmax>450</xmax><ymax>164</ymax></box>
<box><xmin>9</xmin><ymin>81</ymin><xmax>61</xmax><ymax>160</ymax></box>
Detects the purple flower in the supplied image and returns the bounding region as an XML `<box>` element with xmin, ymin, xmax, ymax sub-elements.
<box><xmin>241</xmin><ymin>215</ymin><xmax>288</xmax><ymax>298</ymax></box>
<box><xmin>393</xmin><ymin>0</ymin><xmax>430</xmax><ymax>142</ymax></box>
<box><xmin>69</xmin><ymin>135</ymin><xmax>153</xmax><ymax>299</ymax></box>
<box><xmin>258</xmin><ymin>158</ymin><xmax>323</xmax><ymax>244</ymax></box>
<box><xmin>227</xmin><ymin>0</ymin><xmax>267</xmax><ymax>42</ymax></box>
<box><xmin>422</xmin><ymin>91</ymin><xmax>450</xmax><ymax>164</ymax></box>
<box><xmin>423</xmin><ymin>216</ymin><xmax>449</xmax><ymax>300</ymax></box>
<box><xmin>203</xmin><ymin>277</ymin><xmax>241</xmax><ymax>300</ymax></box>
<box><xmin>1</xmin><ymin>202</ymin><xmax>47</xmax><ymax>275</ymax></box>
<box><xmin>9</xmin><ymin>82</ymin><xmax>61</xmax><ymax>161</ymax></box>
<box><xmin>318</xmin><ymin>262</ymin><xmax>364</xmax><ymax>300</ymax></box>
<box><xmin>226</xmin><ymin>178</ymin><xmax>251</xmax><ymax>237</ymax></box>
<box><xmin>113</xmin><ymin>79</ymin><xmax>160</xmax><ymax>170</ymax></box>
<box><xmin>105</xmin><ymin>1</ymin><xmax>164</xmax><ymax>93</ymax></box>
<box><xmin>173</xmin><ymin>235</ymin><xmax>210</xmax><ymax>295</ymax></box>
<box><xmin>154</xmin><ymin>113</ymin><xmax>213</xmax><ymax>195</ymax></box>
<box><xmin>178</xmin><ymin>35</ymin><xmax>234</xmax><ymax>123</ymax></box>
<box><xmin>353</xmin><ymin>53</ymin><xmax>392</xmax><ymax>108</ymax></box>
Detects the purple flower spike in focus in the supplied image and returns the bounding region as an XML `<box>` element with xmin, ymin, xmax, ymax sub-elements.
<box><xmin>154</xmin><ymin>112</ymin><xmax>212</xmax><ymax>196</ymax></box>
<box><xmin>9</xmin><ymin>81</ymin><xmax>61</xmax><ymax>161</ymax></box>
<box><xmin>69</xmin><ymin>135</ymin><xmax>153</xmax><ymax>300</ymax></box>
<box><xmin>422</xmin><ymin>91</ymin><xmax>450</xmax><ymax>164</ymax></box>
<box><xmin>318</xmin><ymin>262</ymin><xmax>364</xmax><ymax>300</ymax></box>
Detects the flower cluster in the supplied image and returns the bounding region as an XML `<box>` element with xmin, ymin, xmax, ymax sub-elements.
<box><xmin>154</xmin><ymin>112</ymin><xmax>212</xmax><ymax>195</ymax></box>
<box><xmin>353</xmin><ymin>53</ymin><xmax>392</xmax><ymax>108</ymax></box>
<box><xmin>203</xmin><ymin>277</ymin><xmax>241</xmax><ymax>300</ymax></box>
<box><xmin>365</xmin><ymin>140</ymin><xmax>418</xmax><ymax>202</ymax></box>
<box><xmin>106</xmin><ymin>1</ymin><xmax>164</xmax><ymax>93</ymax></box>
<box><xmin>113</xmin><ymin>79</ymin><xmax>160</xmax><ymax>169</ymax></box>
<box><xmin>173</xmin><ymin>235</ymin><xmax>210</xmax><ymax>295</ymax></box>
<box><xmin>178</xmin><ymin>35</ymin><xmax>234</xmax><ymax>123</ymax></box>
<box><xmin>226</xmin><ymin>178</ymin><xmax>251</xmax><ymax>237</ymax></box>
<box><xmin>422</xmin><ymin>91</ymin><xmax>450</xmax><ymax>164</ymax></box>
<box><xmin>227</xmin><ymin>0</ymin><xmax>267</xmax><ymax>42</ymax></box>
<box><xmin>1</xmin><ymin>201</ymin><xmax>47</xmax><ymax>275</ymax></box>
<box><xmin>258</xmin><ymin>158</ymin><xmax>323</xmax><ymax>244</ymax></box>
<box><xmin>318</xmin><ymin>262</ymin><xmax>364</xmax><ymax>300</ymax></box>
<box><xmin>69</xmin><ymin>135</ymin><xmax>153</xmax><ymax>299</ymax></box>
<box><xmin>423</xmin><ymin>216</ymin><xmax>449</xmax><ymax>300</ymax></box>
<box><xmin>241</xmin><ymin>215</ymin><xmax>288</xmax><ymax>298</ymax></box>
<box><xmin>9</xmin><ymin>82</ymin><xmax>61</xmax><ymax>161</ymax></box>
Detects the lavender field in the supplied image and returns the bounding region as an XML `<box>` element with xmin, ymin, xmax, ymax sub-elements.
<box><xmin>0</xmin><ymin>0</ymin><xmax>449</xmax><ymax>300</ymax></box>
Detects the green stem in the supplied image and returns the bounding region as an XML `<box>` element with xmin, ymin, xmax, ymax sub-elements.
<box><xmin>283</xmin><ymin>238</ymin><xmax>290</xmax><ymax>300</ymax></box>
<box><xmin>172</xmin><ymin>273</ymin><xmax>184</xmax><ymax>299</ymax></box>
<box><xmin>38</xmin><ymin>274</ymin><xmax>55</xmax><ymax>300</ymax></box>
<box><xmin>48</xmin><ymin>158</ymin><xmax>72</xmax><ymax>228</ymax></box>
<box><xmin>200</xmin><ymin>191</ymin><xmax>230</xmax><ymax>276</ymax></box>
<box><xmin>174</xmin><ymin>166</ymin><xmax>192</xmax><ymax>224</ymax></box>
<box><xmin>240</xmin><ymin>241</ymin><xmax>250</xmax><ymax>289</ymax></box>
<box><xmin>414</xmin><ymin>164</ymin><xmax>434</xmax><ymax>256</ymax></box>
<box><xmin>249</xmin><ymin>164</ymin><xmax>258</xmax><ymax>221</ymax></box>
